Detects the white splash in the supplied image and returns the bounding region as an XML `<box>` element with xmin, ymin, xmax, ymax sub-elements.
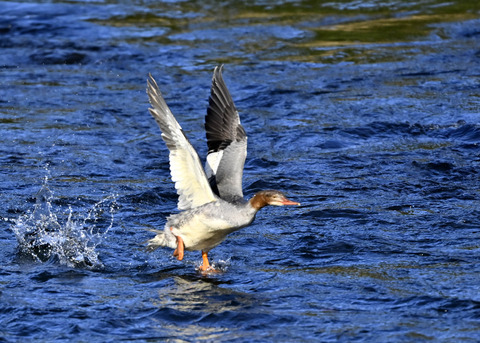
<box><xmin>11</xmin><ymin>176</ymin><xmax>117</xmax><ymax>269</ymax></box>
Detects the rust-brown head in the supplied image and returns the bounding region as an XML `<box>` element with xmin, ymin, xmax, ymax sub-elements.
<box><xmin>249</xmin><ymin>190</ymin><xmax>300</xmax><ymax>210</ymax></box>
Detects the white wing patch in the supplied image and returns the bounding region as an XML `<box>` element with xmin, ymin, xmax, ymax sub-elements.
<box><xmin>205</xmin><ymin>150</ymin><xmax>224</xmax><ymax>180</ymax></box>
<box><xmin>147</xmin><ymin>74</ymin><xmax>217</xmax><ymax>210</ymax></box>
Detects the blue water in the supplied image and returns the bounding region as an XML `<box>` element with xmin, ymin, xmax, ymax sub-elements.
<box><xmin>1</xmin><ymin>1</ymin><xmax>480</xmax><ymax>341</ymax></box>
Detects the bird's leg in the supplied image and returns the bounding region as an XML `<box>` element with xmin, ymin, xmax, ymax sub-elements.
<box><xmin>170</xmin><ymin>227</ymin><xmax>184</xmax><ymax>261</ymax></box>
<box><xmin>198</xmin><ymin>251</ymin><xmax>212</xmax><ymax>272</ymax></box>
<box><xmin>198</xmin><ymin>250</ymin><xmax>218</xmax><ymax>273</ymax></box>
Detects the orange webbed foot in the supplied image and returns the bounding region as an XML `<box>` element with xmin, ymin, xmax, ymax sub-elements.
<box><xmin>198</xmin><ymin>251</ymin><xmax>220</xmax><ymax>273</ymax></box>
<box><xmin>170</xmin><ymin>227</ymin><xmax>184</xmax><ymax>261</ymax></box>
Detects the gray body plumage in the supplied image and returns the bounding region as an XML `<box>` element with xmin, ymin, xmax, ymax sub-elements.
<box><xmin>146</xmin><ymin>198</ymin><xmax>257</xmax><ymax>252</ymax></box>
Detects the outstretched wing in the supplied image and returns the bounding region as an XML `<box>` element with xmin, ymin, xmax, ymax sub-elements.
<box><xmin>147</xmin><ymin>74</ymin><xmax>217</xmax><ymax>210</ymax></box>
<box><xmin>205</xmin><ymin>65</ymin><xmax>247</xmax><ymax>203</ymax></box>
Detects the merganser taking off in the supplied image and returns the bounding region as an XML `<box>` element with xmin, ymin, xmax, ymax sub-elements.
<box><xmin>145</xmin><ymin>65</ymin><xmax>300</xmax><ymax>272</ymax></box>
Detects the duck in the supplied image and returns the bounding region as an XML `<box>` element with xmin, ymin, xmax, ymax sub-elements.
<box><xmin>145</xmin><ymin>65</ymin><xmax>300</xmax><ymax>272</ymax></box>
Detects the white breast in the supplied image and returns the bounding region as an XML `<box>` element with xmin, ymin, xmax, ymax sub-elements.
<box><xmin>174</xmin><ymin>212</ymin><xmax>232</xmax><ymax>251</ymax></box>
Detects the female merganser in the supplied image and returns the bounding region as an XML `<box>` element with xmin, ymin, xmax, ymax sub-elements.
<box><xmin>145</xmin><ymin>65</ymin><xmax>299</xmax><ymax>272</ymax></box>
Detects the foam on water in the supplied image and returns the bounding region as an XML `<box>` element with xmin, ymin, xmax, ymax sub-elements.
<box><xmin>11</xmin><ymin>176</ymin><xmax>117</xmax><ymax>270</ymax></box>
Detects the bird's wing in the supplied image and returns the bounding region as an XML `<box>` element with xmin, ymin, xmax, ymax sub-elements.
<box><xmin>147</xmin><ymin>74</ymin><xmax>217</xmax><ymax>210</ymax></box>
<box><xmin>204</xmin><ymin>65</ymin><xmax>247</xmax><ymax>203</ymax></box>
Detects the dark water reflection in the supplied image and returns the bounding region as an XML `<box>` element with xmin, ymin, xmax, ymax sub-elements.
<box><xmin>1</xmin><ymin>0</ymin><xmax>480</xmax><ymax>341</ymax></box>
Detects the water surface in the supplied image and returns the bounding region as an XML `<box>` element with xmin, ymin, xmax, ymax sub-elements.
<box><xmin>1</xmin><ymin>0</ymin><xmax>480</xmax><ymax>341</ymax></box>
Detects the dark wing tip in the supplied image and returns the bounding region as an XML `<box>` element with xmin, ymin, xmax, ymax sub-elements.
<box><xmin>205</xmin><ymin>65</ymin><xmax>248</xmax><ymax>153</ymax></box>
<box><xmin>213</xmin><ymin>64</ymin><xmax>225</xmax><ymax>83</ymax></box>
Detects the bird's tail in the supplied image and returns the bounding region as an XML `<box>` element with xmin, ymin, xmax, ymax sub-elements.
<box><xmin>144</xmin><ymin>229</ymin><xmax>168</xmax><ymax>252</ymax></box>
